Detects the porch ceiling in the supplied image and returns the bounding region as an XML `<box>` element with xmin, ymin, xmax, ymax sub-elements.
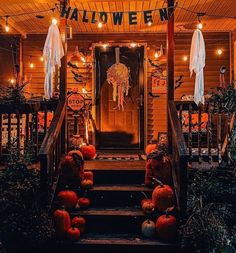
<box><xmin>0</xmin><ymin>0</ymin><xmax>236</xmax><ymax>36</ymax></box>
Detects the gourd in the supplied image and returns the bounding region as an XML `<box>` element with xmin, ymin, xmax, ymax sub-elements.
<box><xmin>141</xmin><ymin>219</ymin><xmax>156</xmax><ymax>238</ymax></box>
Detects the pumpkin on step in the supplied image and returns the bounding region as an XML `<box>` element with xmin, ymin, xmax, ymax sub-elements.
<box><xmin>67</xmin><ymin>227</ymin><xmax>80</xmax><ymax>242</ymax></box>
<box><xmin>156</xmin><ymin>211</ymin><xmax>177</xmax><ymax>241</ymax></box>
<box><xmin>84</xmin><ymin>171</ymin><xmax>94</xmax><ymax>181</ymax></box>
<box><xmin>145</xmin><ymin>148</ymin><xmax>172</xmax><ymax>187</ymax></box>
<box><xmin>53</xmin><ymin>206</ymin><xmax>71</xmax><ymax>238</ymax></box>
<box><xmin>141</xmin><ymin>199</ymin><xmax>155</xmax><ymax>214</ymax></box>
<box><xmin>141</xmin><ymin>219</ymin><xmax>156</xmax><ymax>238</ymax></box>
<box><xmin>80</xmin><ymin>144</ymin><xmax>96</xmax><ymax>160</ymax></box>
<box><xmin>72</xmin><ymin>216</ymin><xmax>86</xmax><ymax>233</ymax></box>
<box><xmin>57</xmin><ymin>189</ymin><xmax>78</xmax><ymax>209</ymax></box>
<box><xmin>78</xmin><ymin>197</ymin><xmax>90</xmax><ymax>209</ymax></box>
<box><xmin>81</xmin><ymin>179</ymin><xmax>93</xmax><ymax>189</ymax></box>
<box><xmin>145</xmin><ymin>143</ymin><xmax>157</xmax><ymax>155</ymax></box>
<box><xmin>152</xmin><ymin>179</ymin><xmax>174</xmax><ymax>212</ymax></box>
<box><xmin>61</xmin><ymin>151</ymin><xmax>84</xmax><ymax>183</ymax></box>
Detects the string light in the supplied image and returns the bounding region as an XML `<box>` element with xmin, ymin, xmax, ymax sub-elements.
<box><xmin>147</xmin><ymin>21</ymin><xmax>152</xmax><ymax>26</ymax></box>
<box><xmin>81</xmin><ymin>56</ymin><xmax>86</xmax><ymax>63</ymax></box>
<box><xmin>197</xmin><ymin>22</ymin><xmax>203</xmax><ymax>30</ymax></box>
<box><xmin>130</xmin><ymin>43</ymin><xmax>137</xmax><ymax>48</ymax></box>
<box><xmin>40</xmin><ymin>56</ymin><xmax>44</xmax><ymax>62</ymax></box>
<box><xmin>52</xmin><ymin>18</ymin><xmax>58</xmax><ymax>25</ymax></box>
<box><xmin>183</xmin><ymin>55</ymin><xmax>188</xmax><ymax>62</ymax></box>
<box><xmin>217</xmin><ymin>49</ymin><xmax>223</xmax><ymax>55</ymax></box>
<box><xmin>5</xmin><ymin>16</ymin><xmax>9</xmax><ymax>32</ymax></box>
<box><xmin>29</xmin><ymin>56</ymin><xmax>34</xmax><ymax>68</ymax></box>
<box><xmin>102</xmin><ymin>43</ymin><xmax>109</xmax><ymax>49</ymax></box>
<box><xmin>154</xmin><ymin>52</ymin><xmax>159</xmax><ymax>59</ymax></box>
<box><xmin>82</xmin><ymin>87</ymin><xmax>87</xmax><ymax>94</ymax></box>
<box><xmin>9</xmin><ymin>78</ymin><xmax>15</xmax><ymax>84</ymax></box>
<box><xmin>97</xmin><ymin>22</ymin><xmax>103</xmax><ymax>29</ymax></box>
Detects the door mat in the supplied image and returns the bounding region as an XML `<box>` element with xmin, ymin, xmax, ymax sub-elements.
<box><xmin>95</xmin><ymin>154</ymin><xmax>142</xmax><ymax>161</ymax></box>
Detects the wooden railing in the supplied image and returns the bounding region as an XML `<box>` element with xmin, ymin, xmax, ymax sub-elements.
<box><xmin>168</xmin><ymin>101</ymin><xmax>188</xmax><ymax>214</ymax></box>
<box><xmin>0</xmin><ymin>100</ymin><xmax>58</xmax><ymax>162</ymax></box>
<box><xmin>175</xmin><ymin>101</ymin><xmax>234</xmax><ymax>164</ymax></box>
<box><xmin>38</xmin><ymin>101</ymin><xmax>66</xmax><ymax>204</ymax></box>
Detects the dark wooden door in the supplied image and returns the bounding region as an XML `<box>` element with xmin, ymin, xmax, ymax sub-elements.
<box><xmin>95</xmin><ymin>46</ymin><xmax>144</xmax><ymax>150</ymax></box>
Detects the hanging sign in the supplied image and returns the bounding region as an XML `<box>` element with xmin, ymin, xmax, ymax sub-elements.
<box><xmin>67</xmin><ymin>93</ymin><xmax>85</xmax><ymax>112</ymax></box>
<box><xmin>60</xmin><ymin>5</ymin><xmax>169</xmax><ymax>25</ymax></box>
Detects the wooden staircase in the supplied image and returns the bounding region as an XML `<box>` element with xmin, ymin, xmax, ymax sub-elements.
<box><xmin>53</xmin><ymin>163</ymin><xmax>178</xmax><ymax>253</ymax></box>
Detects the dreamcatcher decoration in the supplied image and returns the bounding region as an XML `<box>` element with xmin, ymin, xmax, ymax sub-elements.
<box><xmin>107</xmin><ymin>47</ymin><xmax>130</xmax><ymax>110</ymax></box>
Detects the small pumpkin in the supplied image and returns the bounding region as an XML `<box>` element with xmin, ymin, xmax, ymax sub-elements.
<box><xmin>152</xmin><ymin>179</ymin><xmax>174</xmax><ymax>212</ymax></box>
<box><xmin>72</xmin><ymin>216</ymin><xmax>86</xmax><ymax>233</ymax></box>
<box><xmin>145</xmin><ymin>143</ymin><xmax>157</xmax><ymax>155</ymax></box>
<box><xmin>67</xmin><ymin>227</ymin><xmax>81</xmax><ymax>242</ymax></box>
<box><xmin>53</xmin><ymin>206</ymin><xmax>71</xmax><ymax>238</ymax></box>
<box><xmin>78</xmin><ymin>197</ymin><xmax>90</xmax><ymax>209</ymax></box>
<box><xmin>141</xmin><ymin>199</ymin><xmax>155</xmax><ymax>214</ymax></box>
<box><xmin>141</xmin><ymin>219</ymin><xmax>156</xmax><ymax>238</ymax></box>
<box><xmin>80</xmin><ymin>144</ymin><xmax>96</xmax><ymax>160</ymax></box>
<box><xmin>81</xmin><ymin>179</ymin><xmax>93</xmax><ymax>189</ymax></box>
<box><xmin>84</xmin><ymin>171</ymin><xmax>94</xmax><ymax>181</ymax></box>
<box><xmin>68</xmin><ymin>149</ymin><xmax>84</xmax><ymax>159</ymax></box>
<box><xmin>156</xmin><ymin>211</ymin><xmax>177</xmax><ymax>241</ymax></box>
<box><xmin>57</xmin><ymin>189</ymin><xmax>78</xmax><ymax>209</ymax></box>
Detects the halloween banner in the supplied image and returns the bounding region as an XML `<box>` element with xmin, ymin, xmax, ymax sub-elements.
<box><xmin>60</xmin><ymin>5</ymin><xmax>169</xmax><ymax>25</ymax></box>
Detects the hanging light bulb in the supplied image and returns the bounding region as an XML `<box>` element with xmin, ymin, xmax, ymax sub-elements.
<box><xmin>82</xmin><ymin>87</ymin><xmax>87</xmax><ymax>94</ymax></box>
<box><xmin>97</xmin><ymin>22</ymin><xmax>103</xmax><ymax>29</ymax></box>
<box><xmin>197</xmin><ymin>22</ymin><xmax>203</xmax><ymax>30</ymax></box>
<box><xmin>154</xmin><ymin>51</ymin><xmax>159</xmax><ymax>59</ymax></box>
<box><xmin>81</xmin><ymin>56</ymin><xmax>86</xmax><ymax>63</ymax></box>
<box><xmin>130</xmin><ymin>43</ymin><xmax>137</xmax><ymax>48</ymax></box>
<box><xmin>5</xmin><ymin>16</ymin><xmax>10</xmax><ymax>32</ymax></box>
<box><xmin>183</xmin><ymin>55</ymin><xmax>188</xmax><ymax>62</ymax></box>
<box><xmin>29</xmin><ymin>56</ymin><xmax>34</xmax><ymax>69</ymax></box>
<box><xmin>147</xmin><ymin>21</ymin><xmax>152</xmax><ymax>27</ymax></box>
<box><xmin>52</xmin><ymin>18</ymin><xmax>58</xmax><ymax>25</ymax></box>
<box><xmin>9</xmin><ymin>78</ymin><xmax>15</xmax><ymax>84</ymax></box>
<box><xmin>40</xmin><ymin>56</ymin><xmax>44</xmax><ymax>62</ymax></box>
<box><xmin>102</xmin><ymin>43</ymin><xmax>109</xmax><ymax>49</ymax></box>
<box><xmin>217</xmin><ymin>49</ymin><xmax>223</xmax><ymax>55</ymax></box>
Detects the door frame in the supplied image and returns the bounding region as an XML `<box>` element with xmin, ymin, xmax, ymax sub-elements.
<box><xmin>91</xmin><ymin>42</ymin><xmax>148</xmax><ymax>152</ymax></box>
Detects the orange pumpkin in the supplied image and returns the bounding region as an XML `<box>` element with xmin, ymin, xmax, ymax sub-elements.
<box><xmin>152</xmin><ymin>179</ymin><xmax>174</xmax><ymax>212</ymax></box>
<box><xmin>80</xmin><ymin>144</ymin><xmax>96</xmax><ymax>160</ymax></box>
<box><xmin>141</xmin><ymin>199</ymin><xmax>155</xmax><ymax>214</ymax></box>
<box><xmin>67</xmin><ymin>227</ymin><xmax>80</xmax><ymax>242</ymax></box>
<box><xmin>53</xmin><ymin>207</ymin><xmax>71</xmax><ymax>238</ymax></box>
<box><xmin>156</xmin><ymin>213</ymin><xmax>177</xmax><ymax>241</ymax></box>
<box><xmin>81</xmin><ymin>179</ymin><xmax>93</xmax><ymax>189</ymax></box>
<box><xmin>141</xmin><ymin>219</ymin><xmax>156</xmax><ymax>238</ymax></box>
<box><xmin>72</xmin><ymin>216</ymin><xmax>86</xmax><ymax>233</ymax></box>
<box><xmin>57</xmin><ymin>189</ymin><xmax>78</xmax><ymax>209</ymax></box>
<box><xmin>145</xmin><ymin>143</ymin><xmax>157</xmax><ymax>155</ymax></box>
<box><xmin>84</xmin><ymin>171</ymin><xmax>94</xmax><ymax>181</ymax></box>
<box><xmin>78</xmin><ymin>197</ymin><xmax>90</xmax><ymax>209</ymax></box>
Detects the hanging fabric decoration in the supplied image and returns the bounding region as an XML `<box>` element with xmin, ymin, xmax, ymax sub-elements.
<box><xmin>43</xmin><ymin>22</ymin><xmax>64</xmax><ymax>99</ymax></box>
<box><xmin>107</xmin><ymin>47</ymin><xmax>130</xmax><ymax>110</ymax></box>
<box><xmin>189</xmin><ymin>28</ymin><xmax>206</xmax><ymax>106</ymax></box>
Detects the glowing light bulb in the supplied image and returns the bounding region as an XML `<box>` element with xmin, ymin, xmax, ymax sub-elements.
<box><xmin>217</xmin><ymin>49</ymin><xmax>223</xmax><ymax>55</ymax></box>
<box><xmin>154</xmin><ymin>52</ymin><xmax>159</xmax><ymax>59</ymax></box>
<box><xmin>147</xmin><ymin>21</ymin><xmax>152</xmax><ymax>26</ymax></box>
<box><xmin>81</xmin><ymin>57</ymin><xmax>86</xmax><ymax>63</ymax></box>
<box><xmin>9</xmin><ymin>78</ymin><xmax>15</xmax><ymax>84</ymax></box>
<box><xmin>197</xmin><ymin>22</ymin><xmax>203</xmax><ymax>29</ymax></box>
<box><xmin>130</xmin><ymin>43</ymin><xmax>137</xmax><ymax>48</ymax></box>
<box><xmin>102</xmin><ymin>43</ymin><xmax>109</xmax><ymax>49</ymax></box>
<box><xmin>97</xmin><ymin>22</ymin><xmax>103</xmax><ymax>29</ymax></box>
<box><xmin>5</xmin><ymin>25</ymin><xmax>10</xmax><ymax>32</ymax></box>
<box><xmin>40</xmin><ymin>56</ymin><xmax>44</xmax><ymax>62</ymax></box>
<box><xmin>30</xmin><ymin>62</ymin><xmax>34</xmax><ymax>69</ymax></box>
<box><xmin>183</xmin><ymin>55</ymin><xmax>188</xmax><ymax>62</ymax></box>
<box><xmin>82</xmin><ymin>87</ymin><xmax>87</xmax><ymax>94</ymax></box>
<box><xmin>52</xmin><ymin>18</ymin><xmax>58</xmax><ymax>25</ymax></box>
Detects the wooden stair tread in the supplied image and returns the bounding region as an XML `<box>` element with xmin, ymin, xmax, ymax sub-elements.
<box><xmin>90</xmin><ymin>184</ymin><xmax>152</xmax><ymax>192</ymax></box>
<box><xmin>63</xmin><ymin>233</ymin><xmax>176</xmax><ymax>247</ymax></box>
<box><xmin>71</xmin><ymin>208</ymin><xmax>149</xmax><ymax>217</ymax></box>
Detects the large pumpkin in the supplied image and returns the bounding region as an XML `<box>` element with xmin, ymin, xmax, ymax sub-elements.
<box><xmin>67</xmin><ymin>227</ymin><xmax>80</xmax><ymax>242</ymax></box>
<box><xmin>80</xmin><ymin>144</ymin><xmax>96</xmax><ymax>160</ymax></box>
<box><xmin>141</xmin><ymin>219</ymin><xmax>156</xmax><ymax>238</ymax></box>
<box><xmin>156</xmin><ymin>213</ymin><xmax>177</xmax><ymax>241</ymax></box>
<box><xmin>145</xmin><ymin>143</ymin><xmax>157</xmax><ymax>155</ymax></box>
<box><xmin>72</xmin><ymin>216</ymin><xmax>86</xmax><ymax>233</ymax></box>
<box><xmin>152</xmin><ymin>179</ymin><xmax>174</xmax><ymax>212</ymax></box>
<box><xmin>57</xmin><ymin>189</ymin><xmax>78</xmax><ymax>209</ymax></box>
<box><xmin>53</xmin><ymin>207</ymin><xmax>71</xmax><ymax>238</ymax></box>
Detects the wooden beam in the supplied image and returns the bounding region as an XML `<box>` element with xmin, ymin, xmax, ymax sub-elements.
<box><xmin>167</xmin><ymin>0</ymin><xmax>175</xmax><ymax>153</ymax></box>
<box><xmin>0</xmin><ymin>17</ymin><xmax>27</xmax><ymax>38</ymax></box>
<box><xmin>75</xmin><ymin>0</ymin><xmax>156</xmax><ymax>2</ymax></box>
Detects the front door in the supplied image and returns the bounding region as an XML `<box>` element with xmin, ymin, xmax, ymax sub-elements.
<box><xmin>95</xmin><ymin>46</ymin><xmax>144</xmax><ymax>150</ymax></box>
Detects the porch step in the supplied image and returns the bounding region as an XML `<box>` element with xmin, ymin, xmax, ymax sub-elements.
<box><xmin>55</xmin><ymin>233</ymin><xmax>178</xmax><ymax>253</ymax></box>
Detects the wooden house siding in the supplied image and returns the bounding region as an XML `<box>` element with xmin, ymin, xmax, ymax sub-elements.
<box><xmin>22</xmin><ymin>32</ymin><xmax>230</xmax><ymax>145</ymax></box>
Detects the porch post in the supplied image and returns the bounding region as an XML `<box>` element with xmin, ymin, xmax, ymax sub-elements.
<box><xmin>167</xmin><ymin>0</ymin><xmax>175</xmax><ymax>153</ymax></box>
<box><xmin>60</xmin><ymin>0</ymin><xmax>69</xmax><ymax>153</ymax></box>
